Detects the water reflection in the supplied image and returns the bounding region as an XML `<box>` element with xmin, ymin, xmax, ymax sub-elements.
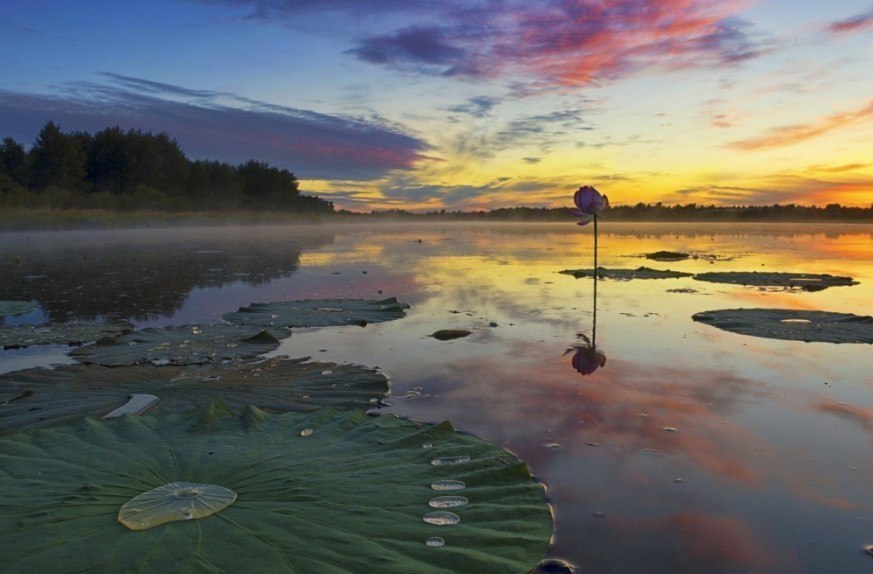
<box><xmin>566</xmin><ymin>336</ymin><xmax>607</xmax><ymax>376</ymax></box>
<box><xmin>566</xmin><ymin>248</ymin><xmax>606</xmax><ymax>376</ymax></box>
<box><xmin>0</xmin><ymin>226</ymin><xmax>334</xmax><ymax>322</ymax></box>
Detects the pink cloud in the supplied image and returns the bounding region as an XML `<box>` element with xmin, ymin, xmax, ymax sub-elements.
<box><xmin>826</xmin><ymin>8</ymin><xmax>873</xmax><ymax>34</ymax></box>
<box><xmin>347</xmin><ymin>0</ymin><xmax>761</xmax><ymax>87</ymax></box>
<box><xmin>728</xmin><ymin>100</ymin><xmax>873</xmax><ymax>150</ymax></box>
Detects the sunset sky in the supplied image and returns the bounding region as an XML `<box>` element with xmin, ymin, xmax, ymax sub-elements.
<box><xmin>2</xmin><ymin>0</ymin><xmax>871</xmax><ymax>211</ymax></box>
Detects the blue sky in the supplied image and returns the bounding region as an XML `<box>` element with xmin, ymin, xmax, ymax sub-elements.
<box><xmin>2</xmin><ymin>0</ymin><xmax>871</xmax><ymax>210</ymax></box>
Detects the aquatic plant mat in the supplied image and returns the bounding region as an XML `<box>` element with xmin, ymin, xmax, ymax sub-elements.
<box><xmin>0</xmin><ymin>357</ymin><xmax>388</xmax><ymax>433</ymax></box>
<box><xmin>560</xmin><ymin>266</ymin><xmax>692</xmax><ymax>280</ymax></box>
<box><xmin>694</xmin><ymin>271</ymin><xmax>856</xmax><ymax>291</ymax></box>
<box><xmin>69</xmin><ymin>324</ymin><xmax>279</xmax><ymax>366</ymax></box>
<box><xmin>223</xmin><ymin>296</ymin><xmax>410</xmax><ymax>329</ymax></box>
<box><xmin>692</xmin><ymin>309</ymin><xmax>873</xmax><ymax>344</ymax></box>
<box><xmin>0</xmin><ymin>300</ymin><xmax>39</xmax><ymax>317</ymax></box>
<box><xmin>0</xmin><ymin>407</ymin><xmax>552</xmax><ymax>574</ymax></box>
<box><xmin>0</xmin><ymin>321</ymin><xmax>132</xmax><ymax>349</ymax></box>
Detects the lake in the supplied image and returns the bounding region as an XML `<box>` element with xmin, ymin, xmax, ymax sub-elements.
<box><xmin>1</xmin><ymin>221</ymin><xmax>871</xmax><ymax>573</ymax></box>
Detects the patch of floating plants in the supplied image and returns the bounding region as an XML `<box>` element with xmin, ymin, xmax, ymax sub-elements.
<box><xmin>430</xmin><ymin>329</ymin><xmax>472</xmax><ymax>341</ymax></box>
<box><xmin>693</xmin><ymin>271</ymin><xmax>857</xmax><ymax>292</ymax></box>
<box><xmin>0</xmin><ymin>407</ymin><xmax>552</xmax><ymax>574</ymax></box>
<box><xmin>560</xmin><ymin>266</ymin><xmax>693</xmax><ymax>280</ymax></box>
<box><xmin>223</xmin><ymin>296</ymin><xmax>410</xmax><ymax>329</ymax></box>
<box><xmin>644</xmin><ymin>250</ymin><xmax>690</xmax><ymax>262</ymax></box>
<box><xmin>0</xmin><ymin>300</ymin><xmax>39</xmax><ymax>317</ymax></box>
<box><xmin>692</xmin><ymin>309</ymin><xmax>873</xmax><ymax>344</ymax></box>
<box><xmin>0</xmin><ymin>320</ymin><xmax>133</xmax><ymax>350</ymax></box>
<box><xmin>0</xmin><ymin>356</ymin><xmax>388</xmax><ymax>434</ymax></box>
<box><xmin>69</xmin><ymin>323</ymin><xmax>279</xmax><ymax>366</ymax></box>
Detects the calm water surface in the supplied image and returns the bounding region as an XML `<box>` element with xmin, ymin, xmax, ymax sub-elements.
<box><xmin>2</xmin><ymin>222</ymin><xmax>872</xmax><ymax>573</ymax></box>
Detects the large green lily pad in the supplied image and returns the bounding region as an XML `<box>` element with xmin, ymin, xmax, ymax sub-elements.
<box><xmin>693</xmin><ymin>271</ymin><xmax>856</xmax><ymax>291</ymax></box>
<box><xmin>692</xmin><ymin>309</ymin><xmax>873</xmax><ymax>344</ymax></box>
<box><xmin>560</xmin><ymin>266</ymin><xmax>692</xmax><ymax>280</ymax></box>
<box><xmin>0</xmin><ymin>357</ymin><xmax>388</xmax><ymax>433</ymax></box>
<box><xmin>0</xmin><ymin>407</ymin><xmax>552</xmax><ymax>574</ymax></box>
<box><xmin>0</xmin><ymin>321</ymin><xmax>132</xmax><ymax>349</ymax></box>
<box><xmin>223</xmin><ymin>296</ymin><xmax>410</xmax><ymax>329</ymax></box>
<box><xmin>70</xmin><ymin>324</ymin><xmax>279</xmax><ymax>366</ymax></box>
<box><xmin>0</xmin><ymin>300</ymin><xmax>39</xmax><ymax>317</ymax></box>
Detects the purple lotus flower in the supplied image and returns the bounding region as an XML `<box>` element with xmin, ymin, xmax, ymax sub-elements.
<box><xmin>568</xmin><ymin>185</ymin><xmax>609</xmax><ymax>226</ymax></box>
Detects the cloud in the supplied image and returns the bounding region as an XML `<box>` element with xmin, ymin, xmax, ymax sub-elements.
<box><xmin>346</xmin><ymin>26</ymin><xmax>470</xmax><ymax>75</ymax></box>
<box><xmin>445</xmin><ymin>96</ymin><xmax>502</xmax><ymax>118</ymax></box>
<box><xmin>0</xmin><ymin>75</ymin><xmax>430</xmax><ymax>181</ymax></box>
<box><xmin>341</xmin><ymin>0</ymin><xmax>762</xmax><ymax>87</ymax></box>
<box><xmin>665</xmin><ymin>173</ymin><xmax>873</xmax><ymax>206</ymax></box>
<box><xmin>728</xmin><ymin>100</ymin><xmax>873</xmax><ymax>150</ymax></box>
<box><xmin>825</xmin><ymin>7</ymin><xmax>873</xmax><ymax>34</ymax></box>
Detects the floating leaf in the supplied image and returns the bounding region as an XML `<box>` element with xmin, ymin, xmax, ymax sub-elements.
<box><xmin>0</xmin><ymin>300</ymin><xmax>39</xmax><ymax>317</ymax></box>
<box><xmin>560</xmin><ymin>266</ymin><xmax>692</xmax><ymax>280</ymax></box>
<box><xmin>0</xmin><ymin>407</ymin><xmax>552</xmax><ymax>573</ymax></box>
<box><xmin>692</xmin><ymin>309</ymin><xmax>873</xmax><ymax>344</ymax></box>
<box><xmin>0</xmin><ymin>357</ymin><xmax>388</xmax><ymax>434</ymax></box>
<box><xmin>0</xmin><ymin>321</ymin><xmax>132</xmax><ymax>349</ymax></box>
<box><xmin>223</xmin><ymin>296</ymin><xmax>410</xmax><ymax>329</ymax></box>
<box><xmin>693</xmin><ymin>271</ymin><xmax>856</xmax><ymax>291</ymax></box>
<box><xmin>70</xmin><ymin>324</ymin><xmax>278</xmax><ymax>366</ymax></box>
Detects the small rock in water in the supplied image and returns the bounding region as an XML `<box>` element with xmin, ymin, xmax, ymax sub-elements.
<box><xmin>544</xmin><ymin>442</ymin><xmax>564</xmax><ymax>450</ymax></box>
<box><xmin>299</xmin><ymin>428</ymin><xmax>314</xmax><ymax>437</ymax></box>
<box><xmin>662</xmin><ymin>426</ymin><xmax>678</xmax><ymax>432</ymax></box>
<box><xmin>534</xmin><ymin>558</ymin><xmax>577</xmax><ymax>574</ymax></box>
<box><xmin>864</xmin><ymin>544</ymin><xmax>873</xmax><ymax>557</ymax></box>
<box><xmin>425</xmin><ymin>537</ymin><xmax>445</xmax><ymax>547</ymax></box>
<box><xmin>421</xmin><ymin>442</ymin><xmax>433</xmax><ymax>449</ymax></box>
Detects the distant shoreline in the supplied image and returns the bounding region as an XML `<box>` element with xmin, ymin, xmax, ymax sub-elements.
<box><xmin>1</xmin><ymin>206</ymin><xmax>871</xmax><ymax>232</ymax></box>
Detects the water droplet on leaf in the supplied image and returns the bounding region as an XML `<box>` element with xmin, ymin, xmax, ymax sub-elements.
<box><xmin>422</xmin><ymin>511</ymin><xmax>460</xmax><ymax>525</ymax></box>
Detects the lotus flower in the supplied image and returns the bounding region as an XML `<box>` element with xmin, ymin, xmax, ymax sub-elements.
<box><xmin>568</xmin><ymin>185</ymin><xmax>609</xmax><ymax>226</ymax></box>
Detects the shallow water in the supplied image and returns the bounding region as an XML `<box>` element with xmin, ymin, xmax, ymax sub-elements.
<box><xmin>2</xmin><ymin>221</ymin><xmax>872</xmax><ymax>573</ymax></box>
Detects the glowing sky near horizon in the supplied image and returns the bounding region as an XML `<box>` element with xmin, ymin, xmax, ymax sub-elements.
<box><xmin>1</xmin><ymin>0</ymin><xmax>871</xmax><ymax>210</ymax></box>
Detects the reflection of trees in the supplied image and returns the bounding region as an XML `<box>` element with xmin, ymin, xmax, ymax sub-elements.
<box><xmin>0</xmin><ymin>227</ymin><xmax>334</xmax><ymax>322</ymax></box>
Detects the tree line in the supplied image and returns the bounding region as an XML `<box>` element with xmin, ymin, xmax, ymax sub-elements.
<box><xmin>0</xmin><ymin>122</ymin><xmax>333</xmax><ymax>213</ymax></box>
<box><xmin>340</xmin><ymin>202</ymin><xmax>873</xmax><ymax>222</ymax></box>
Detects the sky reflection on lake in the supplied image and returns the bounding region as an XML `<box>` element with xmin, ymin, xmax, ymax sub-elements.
<box><xmin>1</xmin><ymin>222</ymin><xmax>871</xmax><ymax>573</ymax></box>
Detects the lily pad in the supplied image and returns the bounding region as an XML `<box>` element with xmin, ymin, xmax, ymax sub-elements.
<box><xmin>0</xmin><ymin>300</ymin><xmax>39</xmax><ymax>317</ymax></box>
<box><xmin>70</xmin><ymin>324</ymin><xmax>279</xmax><ymax>366</ymax></box>
<box><xmin>693</xmin><ymin>271</ymin><xmax>856</xmax><ymax>291</ymax></box>
<box><xmin>560</xmin><ymin>266</ymin><xmax>693</xmax><ymax>280</ymax></box>
<box><xmin>644</xmin><ymin>251</ymin><xmax>689</xmax><ymax>261</ymax></box>
<box><xmin>692</xmin><ymin>309</ymin><xmax>873</xmax><ymax>344</ymax></box>
<box><xmin>223</xmin><ymin>296</ymin><xmax>410</xmax><ymax>329</ymax></box>
<box><xmin>0</xmin><ymin>357</ymin><xmax>388</xmax><ymax>433</ymax></box>
<box><xmin>0</xmin><ymin>321</ymin><xmax>132</xmax><ymax>350</ymax></box>
<box><xmin>0</xmin><ymin>407</ymin><xmax>552</xmax><ymax>574</ymax></box>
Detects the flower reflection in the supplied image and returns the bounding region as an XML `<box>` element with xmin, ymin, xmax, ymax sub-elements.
<box><xmin>565</xmin><ymin>334</ymin><xmax>607</xmax><ymax>376</ymax></box>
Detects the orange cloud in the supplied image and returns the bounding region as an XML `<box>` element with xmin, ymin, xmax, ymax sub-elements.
<box><xmin>729</xmin><ymin>100</ymin><xmax>873</xmax><ymax>150</ymax></box>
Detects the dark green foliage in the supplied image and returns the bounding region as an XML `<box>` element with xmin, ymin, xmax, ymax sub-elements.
<box><xmin>0</xmin><ymin>408</ymin><xmax>552</xmax><ymax>573</ymax></box>
<box><xmin>28</xmin><ymin>122</ymin><xmax>87</xmax><ymax>191</ymax></box>
<box><xmin>1</xmin><ymin>122</ymin><xmax>332</xmax><ymax>213</ymax></box>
